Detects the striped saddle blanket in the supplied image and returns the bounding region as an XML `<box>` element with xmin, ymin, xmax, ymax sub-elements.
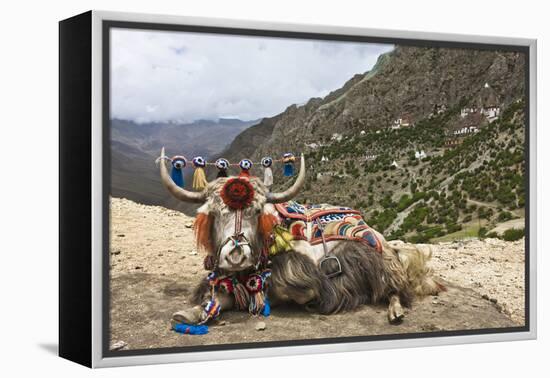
<box><xmin>274</xmin><ymin>201</ymin><xmax>382</xmax><ymax>252</ymax></box>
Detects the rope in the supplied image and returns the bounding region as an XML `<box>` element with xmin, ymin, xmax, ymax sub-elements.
<box><xmin>156</xmin><ymin>151</ymin><xmax>298</xmax><ymax>169</ymax></box>
<box><xmin>205</xmin><ymin>158</ymin><xmax>285</xmax><ymax>167</ymax></box>
<box><xmin>234</xmin><ymin>209</ymin><xmax>244</xmax><ymax>236</ymax></box>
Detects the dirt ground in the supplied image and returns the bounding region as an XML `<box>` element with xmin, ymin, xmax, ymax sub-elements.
<box><xmin>109</xmin><ymin>198</ymin><xmax>525</xmax><ymax>351</ymax></box>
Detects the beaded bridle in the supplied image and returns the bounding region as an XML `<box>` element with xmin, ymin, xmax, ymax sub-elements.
<box><xmin>199</xmin><ymin>207</ymin><xmax>272</xmax><ymax>325</ymax></box>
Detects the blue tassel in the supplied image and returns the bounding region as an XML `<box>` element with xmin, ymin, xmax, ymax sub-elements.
<box><xmin>262</xmin><ymin>298</ymin><xmax>271</xmax><ymax>317</ymax></box>
<box><xmin>283</xmin><ymin>163</ymin><xmax>294</xmax><ymax>177</ymax></box>
<box><xmin>171</xmin><ymin>167</ymin><xmax>184</xmax><ymax>188</ymax></box>
<box><xmin>173</xmin><ymin>322</ymin><xmax>209</xmax><ymax>335</ymax></box>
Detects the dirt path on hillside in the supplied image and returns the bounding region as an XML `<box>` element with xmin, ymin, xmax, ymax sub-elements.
<box><xmin>109</xmin><ymin>198</ymin><xmax>525</xmax><ymax>352</ymax></box>
<box><xmin>489</xmin><ymin>218</ymin><xmax>526</xmax><ymax>235</ymax></box>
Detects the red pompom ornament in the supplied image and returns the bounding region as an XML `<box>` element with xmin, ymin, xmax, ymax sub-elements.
<box><xmin>220</xmin><ymin>178</ymin><xmax>255</xmax><ymax>209</ymax></box>
<box><xmin>245</xmin><ymin>274</ymin><xmax>263</xmax><ymax>293</ymax></box>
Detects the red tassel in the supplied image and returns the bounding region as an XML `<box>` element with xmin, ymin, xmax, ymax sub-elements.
<box><xmin>258</xmin><ymin>213</ymin><xmax>278</xmax><ymax>241</ymax></box>
<box><xmin>194</xmin><ymin>213</ymin><xmax>214</xmax><ymax>253</ymax></box>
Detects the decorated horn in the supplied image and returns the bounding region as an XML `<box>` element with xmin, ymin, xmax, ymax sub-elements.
<box><xmin>159</xmin><ymin>147</ymin><xmax>207</xmax><ymax>203</ymax></box>
<box><xmin>266</xmin><ymin>154</ymin><xmax>306</xmax><ymax>203</ymax></box>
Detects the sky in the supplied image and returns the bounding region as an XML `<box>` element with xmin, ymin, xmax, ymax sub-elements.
<box><xmin>110</xmin><ymin>28</ymin><xmax>393</xmax><ymax>123</ymax></box>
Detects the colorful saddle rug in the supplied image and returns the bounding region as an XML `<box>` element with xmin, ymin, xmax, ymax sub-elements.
<box><xmin>274</xmin><ymin>201</ymin><xmax>383</xmax><ymax>252</ymax></box>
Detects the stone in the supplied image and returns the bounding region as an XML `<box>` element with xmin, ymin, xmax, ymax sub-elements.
<box><xmin>110</xmin><ymin>341</ymin><xmax>127</xmax><ymax>351</ymax></box>
<box><xmin>255</xmin><ymin>321</ymin><xmax>266</xmax><ymax>331</ymax></box>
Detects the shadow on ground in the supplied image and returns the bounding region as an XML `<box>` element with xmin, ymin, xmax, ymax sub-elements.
<box><xmin>110</xmin><ymin>272</ymin><xmax>518</xmax><ymax>351</ymax></box>
<box><xmin>38</xmin><ymin>343</ymin><xmax>58</xmax><ymax>356</ymax></box>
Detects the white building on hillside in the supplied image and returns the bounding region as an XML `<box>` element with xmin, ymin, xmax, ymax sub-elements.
<box><xmin>390</xmin><ymin>117</ymin><xmax>412</xmax><ymax>129</ymax></box>
<box><xmin>331</xmin><ymin>133</ymin><xmax>343</xmax><ymax>142</ymax></box>
<box><xmin>453</xmin><ymin>126</ymin><xmax>479</xmax><ymax>136</ymax></box>
<box><xmin>305</xmin><ymin>142</ymin><xmax>320</xmax><ymax>150</ymax></box>
<box><xmin>460</xmin><ymin>106</ymin><xmax>478</xmax><ymax>118</ymax></box>
<box><xmin>415</xmin><ymin>150</ymin><xmax>427</xmax><ymax>159</ymax></box>
<box><xmin>479</xmin><ymin>82</ymin><xmax>501</xmax><ymax>122</ymax></box>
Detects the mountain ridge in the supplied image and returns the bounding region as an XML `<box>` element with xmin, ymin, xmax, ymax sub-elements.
<box><xmin>219</xmin><ymin>45</ymin><xmax>526</xmax><ymax>242</ymax></box>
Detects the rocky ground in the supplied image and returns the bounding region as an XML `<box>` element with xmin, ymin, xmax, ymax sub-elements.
<box><xmin>426</xmin><ymin>238</ymin><xmax>525</xmax><ymax>324</ymax></box>
<box><xmin>109</xmin><ymin>197</ymin><xmax>526</xmax><ymax>352</ymax></box>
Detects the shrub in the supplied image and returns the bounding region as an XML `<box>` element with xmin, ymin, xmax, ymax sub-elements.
<box><xmin>478</xmin><ymin>227</ymin><xmax>488</xmax><ymax>238</ymax></box>
<box><xmin>497</xmin><ymin>211</ymin><xmax>514</xmax><ymax>222</ymax></box>
<box><xmin>446</xmin><ymin>223</ymin><xmax>462</xmax><ymax>233</ymax></box>
<box><xmin>502</xmin><ymin>228</ymin><xmax>525</xmax><ymax>241</ymax></box>
<box><xmin>409</xmin><ymin>233</ymin><xmax>430</xmax><ymax>243</ymax></box>
<box><xmin>372</xmin><ymin>209</ymin><xmax>398</xmax><ymax>232</ymax></box>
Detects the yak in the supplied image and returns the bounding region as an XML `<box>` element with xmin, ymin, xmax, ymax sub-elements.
<box><xmin>158</xmin><ymin>148</ymin><xmax>443</xmax><ymax>326</ymax></box>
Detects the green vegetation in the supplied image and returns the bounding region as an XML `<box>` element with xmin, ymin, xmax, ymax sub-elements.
<box><xmin>297</xmin><ymin>100</ymin><xmax>526</xmax><ymax>243</ymax></box>
<box><xmin>502</xmin><ymin>228</ymin><xmax>525</xmax><ymax>241</ymax></box>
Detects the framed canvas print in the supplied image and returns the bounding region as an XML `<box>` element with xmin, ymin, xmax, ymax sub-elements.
<box><xmin>59</xmin><ymin>10</ymin><xmax>537</xmax><ymax>368</ymax></box>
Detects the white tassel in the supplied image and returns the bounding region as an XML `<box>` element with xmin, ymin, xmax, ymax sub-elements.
<box><xmin>263</xmin><ymin>167</ymin><xmax>273</xmax><ymax>188</ymax></box>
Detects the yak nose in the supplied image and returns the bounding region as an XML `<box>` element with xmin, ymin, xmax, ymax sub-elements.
<box><xmin>226</xmin><ymin>248</ymin><xmax>245</xmax><ymax>265</ymax></box>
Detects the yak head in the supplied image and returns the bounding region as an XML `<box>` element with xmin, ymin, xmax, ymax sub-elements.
<box><xmin>159</xmin><ymin>148</ymin><xmax>306</xmax><ymax>272</ymax></box>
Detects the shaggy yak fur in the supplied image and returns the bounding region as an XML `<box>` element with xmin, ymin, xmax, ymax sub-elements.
<box><xmin>162</xmin><ymin>167</ymin><xmax>444</xmax><ymax>324</ymax></box>
<box><xmin>190</xmin><ymin>239</ymin><xmax>439</xmax><ymax>315</ymax></box>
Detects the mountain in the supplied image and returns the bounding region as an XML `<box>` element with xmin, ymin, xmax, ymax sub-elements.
<box><xmin>220</xmin><ymin>45</ymin><xmax>526</xmax><ymax>242</ymax></box>
<box><xmin>110</xmin><ymin>118</ymin><xmax>259</xmax><ymax>210</ymax></box>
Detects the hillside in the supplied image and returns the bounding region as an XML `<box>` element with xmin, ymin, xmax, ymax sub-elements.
<box><xmin>219</xmin><ymin>46</ymin><xmax>526</xmax><ymax>242</ymax></box>
<box><xmin>304</xmin><ymin>100</ymin><xmax>526</xmax><ymax>243</ymax></box>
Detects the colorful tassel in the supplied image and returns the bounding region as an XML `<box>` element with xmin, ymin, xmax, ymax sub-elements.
<box><xmin>262</xmin><ymin>298</ymin><xmax>271</xmax><ymax>317</ymax></box>
<box><xmin>263</xmin><ymin>167</ymin><xmax>273</xmax><ymax>187</ymax></box>
<box><xmin>192</xmin><ymin>156</ymin><xmax>208</xmax><ymax>191</ymax></box>
<box><xmin>249</xmin><ymin>291</ymin><xmax>265</xmax><ymax>315</ymax></box>
<box><xmin>283</xmin><ymin>153</ymin><xmax>295</xmax><ymax>177</ymax></box>
<box><xmin>201</xmin><ymin>297</ymin><xmax>221</xmax><ymax>322</ymax></box>
<box><xmin>215</xmin><ymin>158</ymin><xmax>229</xmax><ymax>178</ymax></box>
<box><xmin>170</xmin><ymin>156</ymin><xmax>186</xmax><ymax>188</ymax></box>
<box><xmin>269</xmin><ymin>225</ymin><xmax>294</xmax><ymax>255</ymax></box>
<box><xmin>233</xmin><ymin>280</ymin><xmax>250</xmax><ymax>311</ymax></box>
<box><xmin>173</xmin><ymin>322</ymin><xmax>209</xmax><ymax>335</ymax></box>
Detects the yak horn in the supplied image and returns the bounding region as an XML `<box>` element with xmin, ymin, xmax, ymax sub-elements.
<box><xmin>267</xmin><ymin>153</ymin><xmax>306</xmax><ymax>203</ymax></box>
<box><xmin>159</xmin><ymin>147</ymin><xmax>206</xmax><ymax>203</ymax></box>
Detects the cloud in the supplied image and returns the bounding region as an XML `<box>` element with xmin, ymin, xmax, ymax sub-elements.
<box><xmin>111</xmin><ymin>28</ymin><xmax>393</xmax><ymax>123</ymax></box>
